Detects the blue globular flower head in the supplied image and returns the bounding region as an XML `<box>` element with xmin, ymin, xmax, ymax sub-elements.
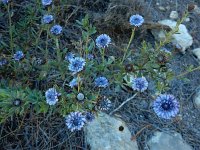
<box><xmin>131</xmin><ymin>77</ymin><xmax>148</xmax><ymax>92</ymax></box>
<box><xmin>65</xmin><ymin>52</ymin><xmax>75</xmax><ymax>62</ymax></box>
<box><xmin>45</xmin><ymin>88</ymin><xmax>60</xmax><ymax>105</ymax></box>
<box><xmin>97</xmin><ymin>97</ymin><xmax>112</xmax><ymax>111</ymax></box>
<box><xmin>153</xmin><ymin>94</ymin><xmax>180</xmax><ymax>119</ymax></box>
<box><xmin>65</xmin><ymin>112</ymin><xmax>86</xmax><ymax>132</ymax></box>
<box><xmin>129</xmin><ymin>14</ymin><xmax>144</xmax><ymax>27</ymax></box>
<box><xmin>50</xmin><ymin>25</ymin><xmax>62</xmax><ymax>35</ymax></box>
<box><xmin>68</xmin><ymin>57</ymin><xmax>86</xmax><ymax>74</ymax></box>
<box><xmin>0</xmin><ymin>58</ymin><xmax>7</xmax><ymax>66</ymax></box>
<box><xmin>69</xmin><ymin>77</ymin><xmax>82</xmax><ymax>88</ymax></box>
<box><xmin>13</xmin><ymin>51</ymin><xmax>24</xmax><ymax>61</ymax></box>
<box><xmin>42</xmin><ymin>15</ymin><xmax>54</xmax><ymax>24</ymax></box>
<box><xmin>85</xmin><ymin>112</ymin><xmax>95</xmax><ymax>122</ymax></box>
<box><xmin>87</xmin><ymin>54</ymin><xmax>94</xmax><ymax>60</ymax></box>
<box><xmin>96</xmin><ymin>34</ymin><xmax>111</xmax><ymax>48</ymax></box>
<box><xmin>95</xmin><ymin>77</ymin><xmax>109</xmax><ymax>88</ymax></box>
<box><xmin>1</xmin><ymin>0</ymin><xmax>9</xmax><ymax>4</ymax></box>
<box><xmin>41</xmin><ymin>0</ymin><xmax>52</xmax><ymax>6</ymax></box>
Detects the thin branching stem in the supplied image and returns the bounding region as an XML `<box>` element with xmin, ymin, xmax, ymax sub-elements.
<box><xmin>109</xmin><ymin>92</ymin><xmax>138</xmax><ymax>115</ymax></box>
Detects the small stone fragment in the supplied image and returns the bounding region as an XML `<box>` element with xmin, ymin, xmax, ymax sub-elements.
<box><xmin>194</xmin><ymin>5</ymin><xmax>200</xmax><ymax>15</ymax></box>
<box><xmin>147</xmin><ymin>131</ymin><xmax>192</xmax><ymax>150</ymax></box>
<box><xmin>194</xmin><ymin>87</ymin><xmax>200</xmax><ymax>108</ymax></box>
<box><xmin>158</xmin><ymin>6</ymin><xmax>166</xmax><ymax>11</ymax></box>
<box><xmin>192</xmin><ymin>48</ymin><xmax>200</xmax><ymax>62</ymax></box>
<box><xmin>184</xmin><ymin>17</ymin><xmax>190</xmax><ymax>22</ymax></box>
<box><xmin>170</xmin><ymin>11</ymin><xmax>179</xmax><ymax>20</ymax></box>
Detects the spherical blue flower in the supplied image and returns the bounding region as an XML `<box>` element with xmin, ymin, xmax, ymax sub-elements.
<box><xmin>65</xmin><ymin>52</ymin><xmax>75</xmax><ymax>62</ymax></box>
<box><xmin>42</xmin><ymin>15</ymin><xmax>54</xmax><ymax>24</ymax></box>
<box><xmin>97</xmin><ymin>97</ymin><xmax>112</xmax><ymax>111</ymax></box>
<box><xmin>95</xmin><ymin>77</ymin><xmax>109</xmax><ymax>88</ymax></box>
<box><xmin>13</xmin><ymin>51</ymin><xmax>24</xmax><ymax>61</ymax></box>
<box><xmin>95</xmin><ymin>34</ymin><xmax>111</xmax><ymax>48</ymax></box>
<box><xmin>85</xmin><ymin>112</ymin><xmax>95</xmax><ymax>122</ymax></box>
<box><xmin>0</xmin><ymin>58</ymin><xmax>7</xmax><ymax>66</ymax></box>
<box><xmin>41</xmin><ymin>0</ymin><xmax>52</xmax><ymax>6</ymax></box>
<box><xmin>65</xmin><ymin>112</ymin><xmax>86</xmax><ymax>132</ymax></box>
<box><xmin>153</xmin><ymin>94</ymin><xmax>180</xmax><ymax>119</ymax></box>
<box><xmin>45</xmin><ymin>88</ymin><xmax>60</xmax><ymax>105</ymax></box>
<box><xmin>69</xmin><ymin>78</ymin><xmax>77</xmax><ymax>88</ymax></box>
<box><xmin>129</xmin><ymin>14</ymin><xmax>144</xmax><ymax>27</ymax></box>
<box><xmin>50</xmin><ymin>25</ymin><xmax>62</xmax><ymax>35</ymax></box>
<box><xmin>68</xmin><ymin>57</ymin><xmax>86</xmax><ymax>74</ymax></box>
<box><xmin>87</xmin><ymin>54</ymin><xmax>94</xmax><ymax>60</ymax></box>
<box><xmin>1</xmin><ymin>0</ymin><xmax>9</xmax><ymax>4</ymax></box>
<box><xmin>131</xmin><ymin>77</ymin><xmax>148</xmax><ymax>92</ymax></box>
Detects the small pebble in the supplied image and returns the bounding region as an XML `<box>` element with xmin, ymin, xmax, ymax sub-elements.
<box><xmin>184</xmin><ymin>17</ymin><xmax>190</xmax><ymax>22</ymax></box>
<box><xmin>170</xmin><ymin>11</ymin><xmax>179</xmax><ymax>20</ymax></box>
<box><xmin>158</xmin><ymin>6</ymin><xmax>166</xmax><ymax>11</ymax></box>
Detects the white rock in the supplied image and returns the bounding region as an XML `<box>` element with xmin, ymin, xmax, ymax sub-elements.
<box><xmin>151</xmin><ymin>19</ymin><xmax>193</xmax><ymax>54</ymax></box>
<box><xmin>184</xmin><ymin>17</ymin><xmax>190</xmax><ymax>22</ymax></box>
<box><xmin>194</xmin><ymin>5</ymin><xmax>200</xmax><ymax>15</ymax></box>
<box><xmin>194</xmin><ymin>88</ymin><xmax>200</xmax><ymax>107</ymax></box>
<box><xmin>147</xmin><ymin>131</ymin><xmax>192</xmax><ymax>150</ymax></box>
<box><xmin>84</xmin><ymin>112</ymin><xmax>138</xmax><ymax>150</ymax></box>
<box><xmin>170</xmin><ymin>11</ymin><xmax>179</xmax><ymax>19</ymax></box>
<box><xmin>192</xmin><ymin>48</ymin><xmax>200</xmax><ymax>62</ymax></box>
<box><xmin>158</xmin><ymin>6</ymin><xmax>166</xmax><ymax>11</ymax></box>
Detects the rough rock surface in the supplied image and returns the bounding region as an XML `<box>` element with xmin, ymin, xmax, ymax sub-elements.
<box><xmin>192</xmin><ymin>48</ymin><xmax>200</xmax><ymax>62</ymax></box>
<box><xmin>84</xmin><ymin>112</ymin><xmax>138</xmax><ymax>150</ymax></box>
<box><xmin>170</xmin><ymin>11</ymin><xmax>178</xmax><ymax>19</ymax></box>
<box><xmin>194</xmin><ymin>87</ymin><xmax>200</xmax><ymax>108</ymax></box>
<box><xmin>152</xmin><ymin>19</ymin><xmax>193</xmax><ymax>54</ymax></box>
<box><xmin>147</xmin><ymin>131</ymin><xmax>192</xmax><ymax>150</ymax></box>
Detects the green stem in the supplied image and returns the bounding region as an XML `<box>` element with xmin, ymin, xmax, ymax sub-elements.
<box><xmin>55</xmin><ymin>38</ymin><xmax>61</xmax><ymax>63</ymax></box>
<box><xmin>8</xmin><ymin>4</ymin><xmax>13</xmax><ymax>54</ymax></box>
<box><xmin>175</xmin><ymin>66</ymin><xmax>200</xmax><ymax>78</ymax></box>
<box><xmin>45</xmin><ymin>26</ymin><xmax>50</xmax><ymax>61</ymax></box>
<box><xmin>100</xmin><ymin>48</ymin><xmax>105</xmax><ymax>65</ymax></box>
<box><xmin>77</xmin><ymin>74</ymin><xmax>81</xmax><ymax>92</ymax></box>
<box><xmin>121</xmin><ymin>27</ymin><xmax>135</xmax><ymax>64</ymax></box>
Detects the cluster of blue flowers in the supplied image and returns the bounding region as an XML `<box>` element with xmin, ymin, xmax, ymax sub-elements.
<box><xmin>129</xmin><ymin>14</ymin><xmax>144</xmax><ymax>27</ymax></box>
<box><xmin>13</xmin><ymin>51</ymin><xmax>24</xmax><ymax>61</ymax></box>
<box><xmin>45</xmin><ymin>88</ymin><xmax>60</xmax><ymax>105</ymax></box>
<box><xmin>96</xmin><ymin>34</ymin><xmax>111</xmax><ymax>48</ymax></box>
<box><xmin>131</xmin><ymin>77</ymin><xmax>148</xmax><ymax>92</ymax></box>
<box><xmin>68</xmin><ymin>57</ymin><xmax>86</xmax><ymax>74</ymax></box>
<box><xmin>1</xmin><ymin>0</ymin><xmax>9</xmax><ymax>4</ymax></box>
<box><xmin>94</xmin><ymin>77</ymin><xmax>109</xmax><ymax>88</ymax></box>
<box><xmin>153</xmin><ymin>94</ymin><xmax>180</xmax><ymax>119</ymax></box>
<box><xmin>97</xmin><ymin>97</ymin><xmax>112</xmax><ymax>111</ymax></box>
<box><xmin>42</xmin><ymin>0</ymin><xmax>52</xmax><ymax>6</ymax></box>
<box><xmin>40</xmin><ymin>0</ymin><xmax>62</xmax><ymax>35</ymax></box>
<box><xmin>0</xmin><ymin>58</ymin><xmax>8</xmax><ymax>66</ymax></box>
<box><xmin>42</xmin><ymin>15</ymin><xmax>54</xmax><ymax>24</ymax></box>
<box><xmin>41</xmin><ymin>11</ymin><xmax>179</xmax><ymax>133</ymax></box>
<box><xmin>65</xmin><ymin>111</ymin><xmax>95</xmax><ymax>132</ymax></box>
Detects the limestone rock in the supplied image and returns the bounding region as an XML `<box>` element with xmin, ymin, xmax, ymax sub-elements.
<box><xmin>192</xmin><ymin>48</ymin><xmax>200</xmax><ymax>62</ymax></box>
<box><xmin>147</xmin><ymin>131</ymin><xmax>192</xmax><ymax>150</ymax></box>
<box><xmin>84</xmin><ymin>112</ymin><xmax>138</xmax><ymax>150</ymax></box>
<box><xmin>194</xmin><ymin>87</ymin><xmax>200</xmax><ymax>108</ymax></box>
<box><xmin>151</xmin><ymin>19</ymin><xmax>193</xmax><ymax>54</ymax></box>
<box><xmin>170</xmin><ymin>11</ymin><xmax>178</xmax><ymax>20</ymax></box>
